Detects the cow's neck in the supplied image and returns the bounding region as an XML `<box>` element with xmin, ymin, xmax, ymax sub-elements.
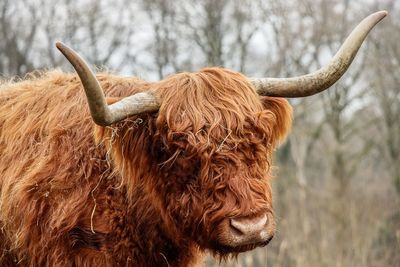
<box><xmin>104</xmin><ymin>180</ymin><xmax>202</xmax><ymax>267</ymax></box>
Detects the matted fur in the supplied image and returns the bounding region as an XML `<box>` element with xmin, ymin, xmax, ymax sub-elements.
<box><xmin>0</xmin><ymin>68</ymin><xmax>292</xmax><ymax>266</ymax></box>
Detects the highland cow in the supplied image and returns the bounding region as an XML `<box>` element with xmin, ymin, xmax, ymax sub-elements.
<box><xmin>0</xmin><ymin>11</ymin><xmax>386</xmax><ymax>267</ymax></box>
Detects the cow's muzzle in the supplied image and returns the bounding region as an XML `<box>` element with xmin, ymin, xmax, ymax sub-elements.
<box><xmin>217</xmin><ymin>213</ymin><xmax>274</xmax><ymax>248</ymax></box>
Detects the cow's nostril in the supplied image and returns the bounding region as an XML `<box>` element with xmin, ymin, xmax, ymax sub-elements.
<box><xmin>230</xmin><ymin>214</ymin><xmax>268</xmax><ymax>236</ymax></box>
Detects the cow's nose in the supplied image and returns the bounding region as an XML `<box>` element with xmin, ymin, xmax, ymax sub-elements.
<box><xmin>228</xmin><ymin>214</ymin><xmax>270</xmax><ymax>245</ymax></box>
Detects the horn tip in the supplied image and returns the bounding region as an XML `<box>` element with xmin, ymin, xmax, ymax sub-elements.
<box><xmin>375</xmin><ymin>10</ymin><xmax>388</xmax><ymax>19</ymax></box>
<box><xmin>55</xmin><ymin>41</ymin><xmax>64</xmax><ymax>49</ymax></box>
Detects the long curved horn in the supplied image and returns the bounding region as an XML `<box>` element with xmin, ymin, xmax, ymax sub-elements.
<box><xmin>250</xmin><ymin>10</ymin><xmax>388</xmax><ymax>97</ymax></box>
<box><xmin>56</xmin><ymin>42</ymin><xmax>159</xmax><ymax>126</ymax></box>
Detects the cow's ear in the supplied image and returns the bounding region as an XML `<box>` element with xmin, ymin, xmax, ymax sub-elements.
<box><xmin>93</xmin><ymin>97</ymin><xmax>154</xmax><ymax>188</ymax></box>
<box><xmin>93</xmin><ymin>97</ymin><xmax>122</xmax><ymax>144</ymax></box>
<box><xmin>259</xmin><ymin>96</ymin><xmax>293</xmax><ymax>147</ymax></box>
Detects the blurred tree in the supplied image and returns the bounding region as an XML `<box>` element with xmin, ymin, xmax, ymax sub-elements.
<box><xmin>0</xmin><ymin>0</ymin><xmax>38</xmax><ymax>75</ymax></box>
<box><xmin>183</xmin><ymin>0</ymin><xmax>226</xmax><ymax>66</ymax></box>
<box><xmin>142</xmin><ymin>0</ymin><xmax>180</xmax><ymax>79</ymax></box>
<box><xmin>369</xmin><ymin>5</ymin><xmax>400</xmax><ymax>196</ymax></box>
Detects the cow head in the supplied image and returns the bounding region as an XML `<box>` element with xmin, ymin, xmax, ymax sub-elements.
<box><xmin>148</xmin><ymin>68</ymin><xmax>292</xmax><ymax>254</ymax></box>
<box><xmin>56</xmin><ymin>11</ymin><xmax>386</xmax><ymax>256</ymax></box>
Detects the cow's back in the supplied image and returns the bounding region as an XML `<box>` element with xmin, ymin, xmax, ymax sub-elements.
<box><xmin>0</xmin><ymin>72</ymin><xmax>96</xmax><ymax>213</ymax></box>
<box><xmin>0</xmin><ymin>71</ymin><xmax>150</xmax><ymax>266</ymax></box>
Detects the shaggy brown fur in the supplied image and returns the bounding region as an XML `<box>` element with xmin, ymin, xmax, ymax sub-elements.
<box><xmin>0</xmin><ymin>68</ymin><xmax>292</xmax><ymax>266</ymax></box>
